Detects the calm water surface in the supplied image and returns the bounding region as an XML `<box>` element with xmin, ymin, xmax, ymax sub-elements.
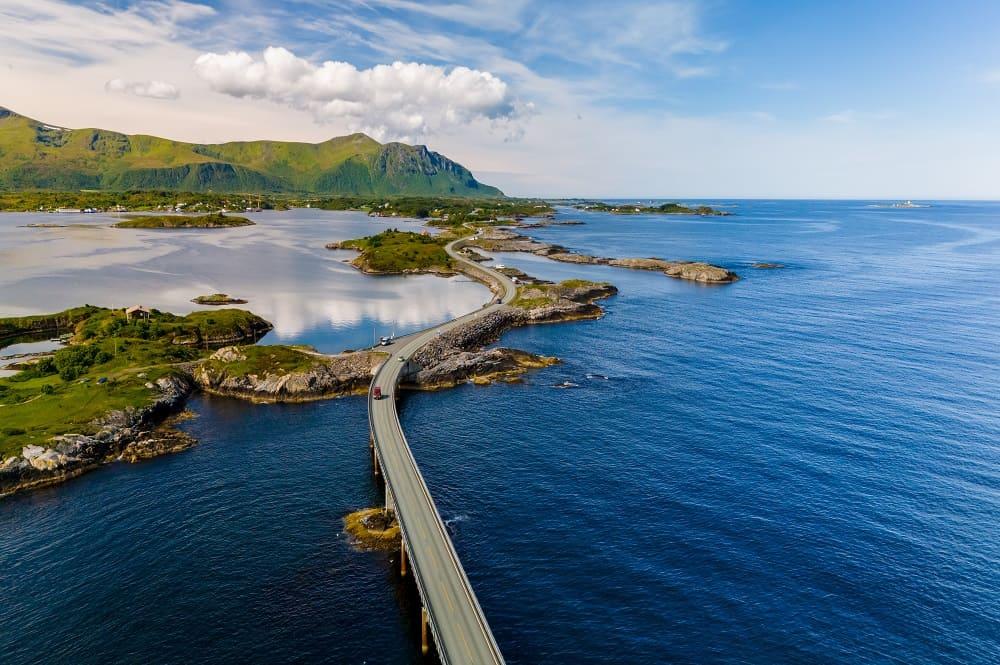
<box><xmin>0</xmin><ymin>209</ymin><xmax>485</xmax><ymax>351</ymax></box>
<box><xmin>1</xmin><ymin>201</ymin><xmax>998</xmax><ymax>663</ymax></box>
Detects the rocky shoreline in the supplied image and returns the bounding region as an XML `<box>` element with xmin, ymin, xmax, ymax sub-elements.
<box><xmin>0</xmin><ymin>276</ymin><xmax>617</xmax><ymax>498</ymax></box>
<box><xmin>407</xmin><ymin>280</ymin><xmax>617</xmax><ymax>389</ymax></box>
<box><xmin>470</xmin><ymin>228</ymin><xmax>739</xmax><ymax>283</ymax></box>
<box><xmin>343</xmin><ymin>507</ymin><xmax>401</xmax><ymax>550</ymax></box>
<box><xmin>193</xmin><ymin>347</ymin><xmax>386</xmax><ymax>403</ymax></box>
<box><xmin>0</xmin><ymin>373</ymin><xmax>195</xmax><ymax>497</ymax></box>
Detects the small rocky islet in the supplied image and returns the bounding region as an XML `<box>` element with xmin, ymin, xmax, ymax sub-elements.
<box><xmin>191</xmin><ymin>293</ymin><xmax>249</xmax><ymax>305</ymax></box>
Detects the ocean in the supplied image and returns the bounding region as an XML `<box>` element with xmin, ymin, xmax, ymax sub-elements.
<box><xmin>1</xmin><ymin>201</ymin><xmax>997</xmax><ymax>663</ymax></box>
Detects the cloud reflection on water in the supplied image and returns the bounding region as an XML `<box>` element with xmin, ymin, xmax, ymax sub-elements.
<box><xmin>0</xmin><ymin>209</ymin><xmax>486</xmax><ymax>352</ymax></box>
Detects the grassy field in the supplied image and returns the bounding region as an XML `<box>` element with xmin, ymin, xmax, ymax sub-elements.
<box><xmin>0</xmin><ymin>307</ymin><xmax>272</xmax><ymax>457</ymax></box>
<box><xmin>338</xmin><ymin>229</ymin><xmax>453</xmax><ymax>273</ymax></box>
<box><xmin>0</xmin><ymin>305</ymin><xmax>102</xmax><ymax>343</ymax></box>
<box><xmin>197</xmin><ymin>345</ymin><xmax>320</xmax><ymax>377</ymax></box>
<box><xmin>113</xmin><ymin>213</ymin><xmax>253</xmax><ymax>228</ymax></box>
<box><xmin>0</xmin><ymin>365</ymin><xmax>185</xmax><ymax>457</ymax></box>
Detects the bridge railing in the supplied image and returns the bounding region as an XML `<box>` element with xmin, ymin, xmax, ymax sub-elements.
<box><xmin>368</xmin><ymin>358</ymin><xmax>504</xmax><ymax>665</ymax></box>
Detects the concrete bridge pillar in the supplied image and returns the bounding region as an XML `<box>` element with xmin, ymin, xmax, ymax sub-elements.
<box><xmin>421</xmin><ymin>607</ymin><xmax>430</xmax><ymax>655</ymax></box>
<box><xmin>400</xmin><ymin>539</ymin><xmax>408</xmax><ymax>577</ymax></box>
<box><xmin>373</xmin><ymin>449</ymin><xmax>380</xmax><ymax>478</ymax></box>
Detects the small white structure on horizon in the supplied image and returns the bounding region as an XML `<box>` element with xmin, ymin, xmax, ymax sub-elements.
<box><xmin>125</xmin><ymin>305</ymin><xmax>151</xmax><ymax>321</ymax></box>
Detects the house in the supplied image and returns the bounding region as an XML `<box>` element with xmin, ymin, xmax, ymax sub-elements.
<box><xmin>125</xmin><ymin>305</ymin><xmax>151</xmax><ymax>321</ymax></box>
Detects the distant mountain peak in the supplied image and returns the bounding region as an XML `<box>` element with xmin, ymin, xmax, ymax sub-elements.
<box><xmin>0</xmin><ymin>106</ymin><xmax>502</xmax><ymax>197</ymax></box>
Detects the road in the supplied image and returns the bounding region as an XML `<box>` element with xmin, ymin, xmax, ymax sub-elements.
<box><xmin>368</xmin><ymin>236</ymin><xmax>514</xmax><ymax>665</ymax></box>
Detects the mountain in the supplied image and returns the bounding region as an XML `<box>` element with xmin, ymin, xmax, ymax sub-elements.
<box><xmin>0</xmin><ymin>107</ymin><xmax>502</xmax><ymax>197</ymax></box>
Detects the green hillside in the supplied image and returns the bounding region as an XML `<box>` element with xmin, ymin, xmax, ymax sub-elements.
<box><xmin>0</xmin><ymin>107</ymin><xmax>502</xmax><ymax>197</ymax></box>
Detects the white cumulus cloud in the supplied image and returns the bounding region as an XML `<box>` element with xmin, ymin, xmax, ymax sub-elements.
<box><xmin>193</xmin><ymin>46</ymin><xmax>527</xmax><ymax>141</ymax></box>
<box><xmin>106</xmin><ymin>78</ymin><xmax>180</xmax><ymax>100</ymax></box>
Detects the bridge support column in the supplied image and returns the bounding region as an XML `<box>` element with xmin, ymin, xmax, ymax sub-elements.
<box><xmin>400</xmin><ymin>539</ymin><xmax>407</xmax><ymax>577</ymax></box>
<box><xmin>373</xmin><ymin>449</ymin><xmax>380</xmax><ymax>478</ymax></box>
<box><xmin>421</xmin><ymin>607</ymin><xmax>429</xmax><ymax>655</ymax></box>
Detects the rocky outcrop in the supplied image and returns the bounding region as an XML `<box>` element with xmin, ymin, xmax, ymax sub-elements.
<box><xmin>344</xmin><ymin>507</ymin><xmax>400</xmax><ymax>551</ymax></box>
<box><xmin>170</xmin><ymin>316</ymin><xmax>272</xmax><ymax>347</ymax></box>
<box><xmin>193</xmin><ymin>347</ymin><xmax>384</xmax><ymax>402</ymax></box>
<box><xmin>456</xmin><ymin>246</ymin><xmax>491</xmax><ymax>262</ymax></box>
<box><xmin>608</xmin><ymin>257</ymin><xmax>738</xmax><ymax>283</ymax></box>
<box><xmin>0</xmin><ymin>373</ymin><xmax>195</xmax><ymax>497</ymax></box>
<box><xmin>406</xmin><ymin>281</ymin><xmax>616</xmax><ymax>389</ymax></box>
<box><xmin>471</xmin><ymin>228</ymin><xmax>739</xmax><ymax>283</ymax></box>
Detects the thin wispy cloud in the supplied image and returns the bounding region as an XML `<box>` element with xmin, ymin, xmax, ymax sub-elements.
<box><xmin>980</xmin><ymin>69</ymin><xmax>1000</xmax><ymax>83</ymax></box>
<box><xmin>105</xmin><ymin>78</ymin><xmax>180</xmax><ymax>100</ymax></box>
<box><xmin>760</xmin><ymin>81</ymin><xmax>799</xmax><ymax>91</ymax></box>
<box><xmin>0</xmin><ymin>0</ymin><xmax>214</xmax><ymax>65</ymax></box>
<box><xmin>822</xmin><ymin>109</ymin><xmax>897</xmax><ymax>124</ymax></box>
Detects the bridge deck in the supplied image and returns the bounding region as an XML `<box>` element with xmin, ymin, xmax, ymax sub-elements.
<box><xmin>368</xmin><ymin>238</ymin><xmax>513</xmax><ymax>665</ymax></box>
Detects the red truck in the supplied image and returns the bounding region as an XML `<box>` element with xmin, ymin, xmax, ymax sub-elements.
<box><xmin>373</xmin><ymin>386</ymin><xmax>383</xmax><ymax>400</ymax></box>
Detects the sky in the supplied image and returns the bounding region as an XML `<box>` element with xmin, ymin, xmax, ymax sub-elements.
<box><xmin>1</xmin><ymin>0</ymin><xmax>1000</xmax><ymax>198</ymax></box>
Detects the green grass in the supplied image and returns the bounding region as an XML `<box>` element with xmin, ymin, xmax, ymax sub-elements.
<box><xmin>199</xmin><ymin>345</ymin><xmax>320</xmax><ymax>377</ymax></box>
<box><xmin>0</xmin><ymin>106</ymin><xmax>502</xmax><ymax>196</ymax></box>
<box><xmin>191</xmin><ymin>293</ymin><xmax>247</xmax><ymax>305</ymax></box>
<box><xmin>511</xmin><ymin>280</ymin><xmax>611</xmax><ymax>309</ymax></box>
<box><xmin>0</xmin><ymin>365</ymin><xmax>185</xmax><ymax>457</ymax></box>
<box><xmin>0</xmin><ymin>305</ymin><xmax>102</xmax><ymax>342</ymax></box>
<box><xmin>338</xmin><ymin>229</ymin><xmax>453</xmax><ymax>273</ymax></box>
<box><xmin>575</xmin><ymin>201</ymin><xmax>728</xmax><ymax>216</ymax></box>
<box><xmin>0</xmin><ymin>306</ymin><xmax>272</xmax><ymax>458</ymax></box>
<box><xmin>113</xmin><ymin>213</ymin><xmax>253</xmax><ymax>228</ymax></box>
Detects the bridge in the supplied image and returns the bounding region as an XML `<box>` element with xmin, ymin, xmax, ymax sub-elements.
<box><xmin>367</xmin><ymin>236</ymin><xmax>515</xmax><ymax>664</ymax></box>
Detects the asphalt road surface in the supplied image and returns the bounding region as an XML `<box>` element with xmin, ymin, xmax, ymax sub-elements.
<box><xmin>368</xmin><ymin>237</ymin><xmax>514</xmax><ymax>665</ymax></box>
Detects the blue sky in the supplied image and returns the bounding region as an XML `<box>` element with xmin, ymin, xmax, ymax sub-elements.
<box><xmin>1</xmin><ymin>0</ymin><xmax>999</xmax><ymax>197</ymax></box>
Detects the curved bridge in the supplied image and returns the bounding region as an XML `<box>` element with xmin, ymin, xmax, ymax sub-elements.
<box><xmin>368</xmin><ymin>237</ymin><xmax>514</xmax><ymax>664</ymax></box>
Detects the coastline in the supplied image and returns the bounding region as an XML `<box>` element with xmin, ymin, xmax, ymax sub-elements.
<box><xmin>0</xmin><ymin>269</ymin><xmax>616</xmax><ymax>498</ymax></box>
<box><xmin>0</xmin><ymin>207</ymin><xmax>735</xmax><ymax>498</ymax></box>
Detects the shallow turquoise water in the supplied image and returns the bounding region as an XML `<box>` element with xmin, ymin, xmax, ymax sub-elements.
<box><xmin>1</xmin><ymin>201</ymin><xmax>998</xmax><ymax>663</ymax></box>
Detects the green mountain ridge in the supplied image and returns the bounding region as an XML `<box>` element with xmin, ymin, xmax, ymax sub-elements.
<box><xmin>0</xmin><ymin>107</ymin><xmax>502</xmax><ymax>197</ymax></box>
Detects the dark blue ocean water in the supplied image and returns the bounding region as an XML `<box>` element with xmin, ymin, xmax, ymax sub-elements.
<box><xmin>2</xmin><ymin>201</ymin><xmax>998</xmax><ymax>663</ymax></box>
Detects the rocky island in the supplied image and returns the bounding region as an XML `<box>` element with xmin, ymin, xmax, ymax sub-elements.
<box><xmin>327</xmin><ymin>229</ymin><xmax>455</xmax><ymax>275</ymax></box>
<box><xmin>344</xmin><ymin>507</ymin><xmax>401</xmax><ymax>550</ymax></box>
<box><xmin>575</xmin><ymin>201</ymin><xmax>729</xmax><ymax>216</ymax></box>
<box><xmin>113</xmin><ymin>213</ymin><xmax>254</xmax><ymax>229</ymax></box>
<box><xmin>469</xmin><ymin>227</ymin><xmax>739</xmax><ymax>284</ymax></box>
<box><xmin>191</xmin><ymin>293</ymin><xmax>249</xmax><ymax>305</ymax></box>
